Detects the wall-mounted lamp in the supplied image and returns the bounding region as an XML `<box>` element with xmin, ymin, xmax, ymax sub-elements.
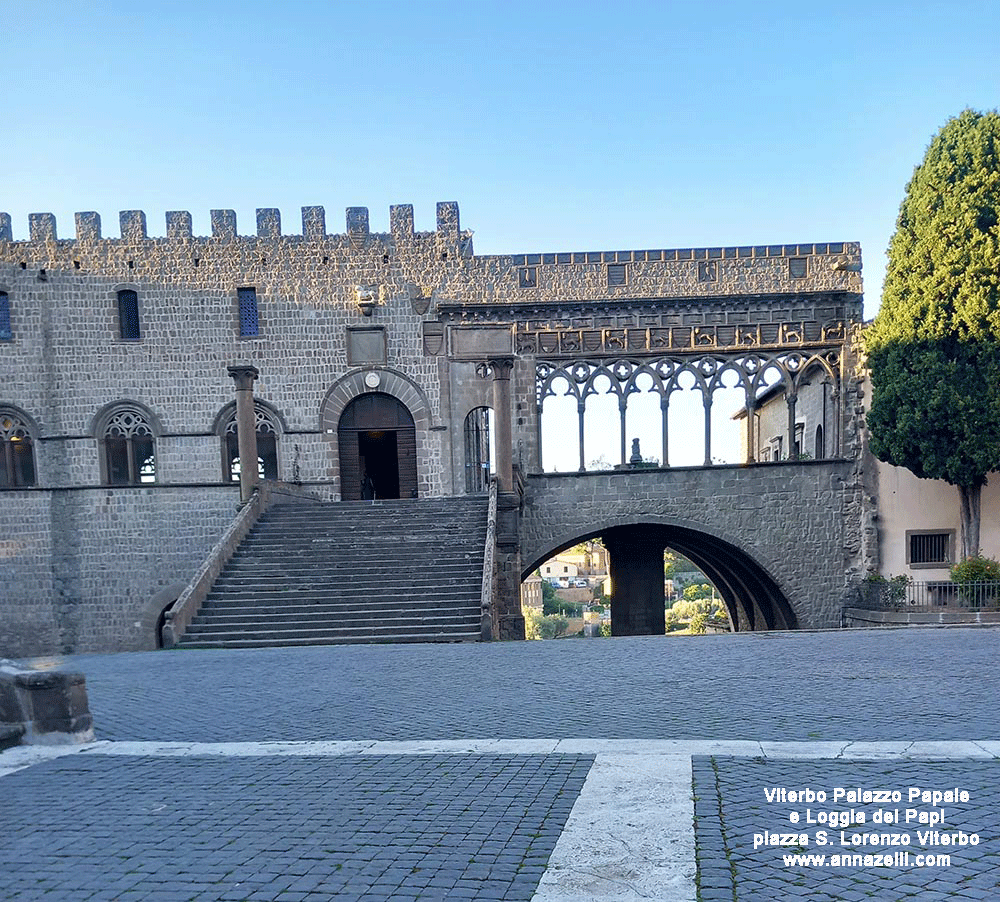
<box><xmin>355</xmin><ymin>285</ymin><xmax>377</xmax><ymax>316</ymax></box>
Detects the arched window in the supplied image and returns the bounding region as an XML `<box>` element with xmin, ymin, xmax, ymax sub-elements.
<box><xmin>0</xmin><ymin>407</ymin><xmax>37</xmax><ymax>487</ymax></box>
<box><xmin>99</xmin><ymin>404</ymin><xmax>156</xmax><ymax>485</ymax></box>
<box><xmin>221</xmin><ymin>404</ymin><xmax>279</xmax><ymax>482</ymax></box>
<box><xmin>814</xmin><ymin>424</ymin><xmax>825</xmax><ymax>460</ymax></box>
<box><xmin>464</xmin><ymin>407</ymin><xmax>494</xmax><ymax>494</ymax></box>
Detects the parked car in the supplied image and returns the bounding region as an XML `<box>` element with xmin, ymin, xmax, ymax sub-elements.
<box><xmin>574</xmin><ymin>578</ymin><xmax>589</xmax><ymax>588</ymax></box>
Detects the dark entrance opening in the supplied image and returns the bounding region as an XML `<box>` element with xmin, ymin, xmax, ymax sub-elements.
<box><xmin>338</xmin><ymin>393</ymin><xmax>417</xmax><ymax>500</ymax></box>
<box><xmin>358</xmin><ymin>430</ymin><xmax>399</xmax><ymax>499</ymax></box>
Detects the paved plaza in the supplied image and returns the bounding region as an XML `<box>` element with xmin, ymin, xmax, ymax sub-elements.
<box><xmin>3</xmin><ymin>627</ymin><xmax>1000</xmax><ymax>900</ymax></box>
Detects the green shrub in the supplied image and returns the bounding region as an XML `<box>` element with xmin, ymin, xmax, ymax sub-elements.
<box><xmin>951</xmin><ymin>556</ymin><xmax>1000</xmax><ymax>584</ymax></box>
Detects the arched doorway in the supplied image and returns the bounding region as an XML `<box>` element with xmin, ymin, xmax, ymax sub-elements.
<box><xmin>464</xmin><ymin>406</ymin><xmax>494</xmax><ymax>494</ymax></box>
<box><xmin>338</xmin><ymin>393</ymin><xmax>417</xmax><ymax>500</ymax></box>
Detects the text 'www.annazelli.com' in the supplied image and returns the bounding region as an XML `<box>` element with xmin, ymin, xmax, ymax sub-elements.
<box><xmin>781</xmin><ymin>852</ymin><xmax>952</xmax><ymax>868</ymax></box>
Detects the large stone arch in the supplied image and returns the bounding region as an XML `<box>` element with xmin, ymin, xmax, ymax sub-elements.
<box><xmin>319</xmin><ymin>368</ymin><xmax>434</xmax><ymax>498</ymax></box>
<box><xmin>520</xmin><ymin>462</ymin><xmax>861</xmax><ymax>631</ymax></box>
<box><xmin>522</xmin><ymin>515</ymin><xmax>796</xmax><ymax>633</ymax></box>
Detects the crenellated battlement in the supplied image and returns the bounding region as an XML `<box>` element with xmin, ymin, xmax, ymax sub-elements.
<box><xmin>0</xmin><ymin>202</ymin><xmax>468</xmax><ymax>245</ymax></box>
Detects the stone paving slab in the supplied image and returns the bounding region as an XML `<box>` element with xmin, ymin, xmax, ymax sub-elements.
<box><xmin>48</xmin><ymin>628</ymin><xmax>1000</xmax><ymax>743</ymax></box>
<box><xmin>692</xmin><ymin>756</ymin><xmax>1000</xmax><ymax>901</ymax></box>
<box><xmin>7</xmin><ymin>628</ymin><xmax>1000</xmax><ymax>900</ymax></box>
<box><xmin>0</xmin><ymin>753</ymin><xmax>593</xmax><ymax>902</ymax></box>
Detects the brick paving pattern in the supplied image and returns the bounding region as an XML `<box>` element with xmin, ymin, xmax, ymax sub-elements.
<box><xmin>67</xmin><ymin>629</ymin><xmax>1000</xmax><ymax>742</ymax></box>
<box><xmin>1</xmin><ymin>753</ymin><xmax>593</xmax><ymax>902</ymax></box>
<box><xmin>693</xmin><ymin>756</ymin><xmax>1000</xmax><ymax>901</ymax></box>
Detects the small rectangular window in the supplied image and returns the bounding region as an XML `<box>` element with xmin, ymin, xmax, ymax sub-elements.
<box><xmin>117</xmin><ymin>290</ymin><xmax>140</xmax><ymax>340</ymax></box>
<box><xmin>607</xmin><ymin>264</ymin><xmax>627</xmax><ymax>287</ymax></box>
<box><xmin>907</xmin><ymin>531</ymin><xmax>953</xmax><ymax>567</ymax></box>
<box><xmin>0</xmin><ymin>291</ymin><xmax>12</xmax><ymax>340</ymax></box>
<box><xmin>238</xmin><ymin>287</ymin><xmax>259</xmax><ymax>337</ymax></box>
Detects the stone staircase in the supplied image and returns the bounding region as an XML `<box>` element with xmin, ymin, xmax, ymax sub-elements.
<box><xmin>177</xmin><ymin>496</ymin><xmax>489</xmax><ymax>648</ymax></box>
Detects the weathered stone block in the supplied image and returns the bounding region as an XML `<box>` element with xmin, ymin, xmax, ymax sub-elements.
<box><xmin>75</xmin><ymin>212</ymin><xmax>102</xmax><ymax>241</ymax></box>
<box><xmin>0</xmin><ymin>663</ymin><xmax>94</xmax><ymax>745</ymax></box>
<box><xmin>256</xmin><ymin>208</ymin><xmax>281</xmax><ymax>238</ymax></box>
<box><xmin>166</xmin><ymin>210</ymin><xmax>193</xmax><ymax>239</ymax></box>
<box><xmin>119</xmin><ymin>210</ymin><xmax>147</xmax><ymax>241</ymax></box>
<box><xmin>211</xmin><ymin>209</ymin><xmax>237</xmax><ymax>240</ymax></box>
<box><xmin>302</xmin><ymin>205</ymin><xmax>325</xmax><ymax>238</ymax></box>
<box><xmin>29</xmin><ymin>213</ymin><xmax>57</xmax><ymax>241</ymax></box>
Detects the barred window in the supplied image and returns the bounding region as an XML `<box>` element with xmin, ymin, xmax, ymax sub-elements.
<box><xmin>118</xmin><ymin>290</ymin><xmax>140</xmax><ymax>340</ymax></box>
<box><xmin>101</xmin><ymin>406</ymin><xmax>156</xmax><ymax>485</ymax></box>
<box><xmin>0</xmin><ymin>291</ymin><xmax>11</xmax><ymax>340</ymax></box>
<box><xmin>0</xmin><ymin>409</ymin><xmax>36</xmax><ymax>487</ymax></box>
<box><xmin>907</xmin><ymin>531</ymin><xmax>953</xmax><ymax>566</ymax></box>
<box><xmin>223</xmin><ymin>404</ymin><xmax>278</xmax><ymax>481</ymax></box>
<box><xmin>238</xmin><ymin>287</ymin><xmax>259</xmax><ymax>337</ymax></box>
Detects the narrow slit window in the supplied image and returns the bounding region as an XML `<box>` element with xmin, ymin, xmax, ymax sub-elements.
<box><xmin>238</xmin><ymin>287</ymin><xmax>259</xmax><ymax>337</ymax></box>
<box><xmin>118</xmin><ymin>290</ymin><xmax>140</xmax><ymax>340</ymax></box>
<box><xmin>0</xmin><ymin>291</ymin><xmax>12</xmax><ymax>340</ymax></box>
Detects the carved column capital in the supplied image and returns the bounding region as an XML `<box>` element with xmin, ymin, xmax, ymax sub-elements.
<box><xmin>227</xmin><ymin>364</ymin><xmax>260</xmax><ymax>392</ymax></box>
<box><xmin>486</xmin><ymin>356</ymin><xmax>514</xmax><ymax>380</ymax></box>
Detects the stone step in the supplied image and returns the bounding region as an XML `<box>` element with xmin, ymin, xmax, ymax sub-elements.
<box><xmin>179</xmin><ymin>632</ymin><xmax>481</xmax><ymax>649</ymax></box>
<box><xmin>190</xmin><ymin>612</ymin><xmax>479</xmax><ymax>632</ymax></box>
<box><xmin>192</xmin><ymin>603</ymin><xmax>479</xmax><ymax>621</ymax></box>
<box><xmin>181</xmin><ymin>621</ymin><xmax>480</xmax><ymax>644</ymax></box>
<box><xmin>210</xmin><ymin>573</ymin><xmax>478</xmax><ymax>588</ymax></box>
<box><xmin>202</xmin><ymin>592</ymin><xmax>479</xmax><ymax>608</ymax></box>
<box><xmin>178</xmin><ymin>494</ymin><xmax>490</xmax><ymax>649</ymax></box>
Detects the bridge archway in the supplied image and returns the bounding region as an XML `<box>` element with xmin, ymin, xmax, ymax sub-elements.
<box><xmin>523</xmin><ymin>520</ymin><xmax>797</xmax><ymax>634</ymax></box>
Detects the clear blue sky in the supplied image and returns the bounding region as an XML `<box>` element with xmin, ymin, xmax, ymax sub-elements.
<box><xmin>4</xmin><ymin>1</ymin><xmax>999</xmax><ymax>319</ymax></box>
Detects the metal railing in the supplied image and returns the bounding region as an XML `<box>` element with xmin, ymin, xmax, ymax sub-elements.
<box><xmin>855</xmin><ymin>580</ymin><xmax>1000</xmax><ymax>612</ymax></box>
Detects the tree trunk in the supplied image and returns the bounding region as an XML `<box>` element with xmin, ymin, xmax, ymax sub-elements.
<box><xmin>958</xmin><ymin>482</ymin><xmax>982</xmax><ymax>560</ymax></box>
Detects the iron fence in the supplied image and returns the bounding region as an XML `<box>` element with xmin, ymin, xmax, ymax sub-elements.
<box><xmin>855</xmin><ymin>580</ymin><xmax>1000</xmax><ymax>612</ymax></box>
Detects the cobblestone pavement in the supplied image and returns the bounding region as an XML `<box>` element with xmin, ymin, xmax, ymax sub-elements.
<box><xmin>49</xmin><ymin>627</ymin><xmax>1000</xmax><ymax>742</ymax></box>
<box><xmin>1</xmin><ymin>753</ymin><xmax>592</xmax><ymax>902</ymax></box>
<box><xmin>4</xmin><ymin>626</ymin><xmax>999</xmax><ymax>901</ymax></box>
<box><xmin>692</xmin><ymin>756</ymin><xmax>1000</xmax><ymax>901</ymax></box>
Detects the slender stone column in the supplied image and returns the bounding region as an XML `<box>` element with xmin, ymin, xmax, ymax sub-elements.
<box><xmin>618</xmin><ymin>396</ymin><xmax>627</xmax><ymax>466</ymax></box>
<box><xmin>489</xmin><ymin>357</ymin><xmax>515</xmax><ymax>493</ymax></box>
<box><xmin>660</xmin><ymin>395</ymin><xmax>670</xmax><ymax>468</ymax></box>
<box><xmin>746</xmin><ymin>396</ymin><xmax>757</xmax><ymax>463</ymax></box>
<box><xmin>603</xmin><ymin>527</ymin><xmax>667</xmax><ymax>636</ymax></box>
<box><xmin>786</xmin><ymin>390</ymin><xmax>798</xmax><ymax>460</ymax></box>
<box><xmin>577</xmin><ymin>399</ymin><xmax>586</xmax><ymax>472</ymax></box>
<box><xmin>703</xmin><ymin>393</ymin><xmax>714</xmax><ymax>467</ymax></box>
<box><xmin>228</xmin><ymin>365</ymin><xmax>260</xmax><ymax>503</ymax></box>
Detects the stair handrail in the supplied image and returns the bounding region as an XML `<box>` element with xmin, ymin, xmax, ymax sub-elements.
<box><xmin>480</xmin><ymin>478</ymin><xmax>499</xmax><ymax>641</ymax></box>
<box><xmin>161</xmin><ymin>489</ymin><xmax>265</xmax><ymax>648</ymax></box>
<box><xmin>160</xmin><ymin>480</ymin><xmax>319</xmax><ymax>648</ymax></box>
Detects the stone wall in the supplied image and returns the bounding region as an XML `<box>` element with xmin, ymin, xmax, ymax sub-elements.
<box><xmin>0</xmin><ymin>487</ymin><xmax>239</xmax><ymax>657</ymax></box>
<box><xmin>520</xmin><ymin>460</ymin><xmax>863</xmax><ymax>630</ymax></box>
<box><xmin>0</xmin><ymin>200</ymin><xmax>865</xmax><ymax>652</ymax></box>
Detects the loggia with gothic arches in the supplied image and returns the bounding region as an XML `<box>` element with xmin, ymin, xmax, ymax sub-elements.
<box><xmin>0</xmin><ymin>202</ymin><xmax>872</xmax><ymax>656</ymax></box>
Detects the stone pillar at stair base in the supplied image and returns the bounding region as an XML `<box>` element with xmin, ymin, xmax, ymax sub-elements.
<box><xmin>489</xmin><ymin>358</ymin><xmax>515</xmax><ymax>494</ymax></box>
<box><xmin>228</xmin><ymin>365</ymin><xmax>260</xmax><ymax>504</ymax></box>
<box><xmin>496</xmin><ymin>490</ymin><xmax>525</xmax><ymax>640</ymax></box>
<box><xmin>603</xmin><ymin>527</ymin><xmax>668</xmax><ymax>636</ymax></box>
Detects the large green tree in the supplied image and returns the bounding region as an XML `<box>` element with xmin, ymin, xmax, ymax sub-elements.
<box><xmin>867</xmin><ymin>109</ymin><xmax>1000</xmax><ymax>559</ymax></box>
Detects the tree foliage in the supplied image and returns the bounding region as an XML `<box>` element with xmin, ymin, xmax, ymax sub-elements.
<box><xmin>866</xmin><ymin>110</ymin><xmax>1000</xmax><ymax>557</ymax></box>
